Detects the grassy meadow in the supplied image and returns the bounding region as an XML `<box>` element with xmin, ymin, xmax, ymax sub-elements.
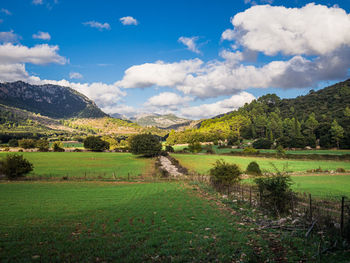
<box><xmin>0</xmin><ymin>181</ymin><xmax>334</xmax><ymax>262</ymax></box>
<box><xmin>0</xmin><ymin>152</ymin><xmax>152</xmax><ymax>180</ymax></box>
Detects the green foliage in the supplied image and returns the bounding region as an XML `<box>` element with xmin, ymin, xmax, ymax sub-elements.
<box><xmin>276</xmin><ymin>145</ymin><xmax>286</xmax><ymax>157</ymax></box>
<box><xmin>84</xmin><ymin>136</ymin><xmax>110</xmax><ymax>152</ymax></box>
<box><xmin>52</xmin><ymin>142</ymin><xmax>65</xmax><ymax>152</ymax></box>
<box><xmin>165</xmin><ymin>145</ymin><xmax>174</xmax><ymax>152</ymax></box>
<box><xmin>8</xmin><ymin>139</ymin><xmax>18</xmax><ymax>147</ymax></box>
<box><xmin>18</xmin><ymin>139</ymin><xmax>36</xmax><ymax>149</ymax></box>
<box><xmin>0</xmin><ymin>154</ymin><xmax>33</xmax><ymax>179</ymax></box>
<box><xmin>252</xmin><ymin>138</ymin><xmax>272</xmax><ymax>149</ymax></box>
<box><xmin>243</xmin><ymin>146</ymin><xmax>259</xmax><ymax>154</ymax></box>
<box><xmin>246</xmin><ymin>161</ymin><xmax>262</xmax><ymax>176</ymax></box>
<box><xmin>36</xmin><ymin>139</ymin><xmax>49</xmax><ymax>152</ymax></box>
<box><xmin>331</xmin><ymin>120</ymin><xmax>344</xmax><ymax>149</ymax></box>
<box><xmin>129</xmin><ymin>134</ymin><xmax>162</xmax><ymax>157</ymax></box>
<box><xmin>188</xmin><ymin>142</ymin><xmax>202</xmax><ymax>153</ymax></box>
<box><xmin>254</xmin><ymin>171</ymin><xmax>294</xmax><ymax>215</ymax></box>
<box><xmin>209</xmin><ymin>159</ymin><xmax>241</xmax><ymax>186</ymax></box>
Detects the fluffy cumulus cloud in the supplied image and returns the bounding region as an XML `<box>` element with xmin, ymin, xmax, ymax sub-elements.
<box><xmin>0</xmin><ymin>43</ymin><xmax>66</xmax><ymax>65</ymax></box>
<box><xmin>178</xmin><ymin>36</ymin><xmax>200</xmax><ymax>54</ymax></box>
<box><xmin>222</xmin><ymin>3</ymin><xmax>350</xmax><ymax>56</ymax></box>
<box><xmin>83</xmin><ymin>21</ymin><xmax>111</xmax><ymax>31</ymax></box>
<box><xmin>69</xmin><ymin>72</ymin><xmax>83</xmax><ymax>79</ymax></box>
<box><xmin>32</xmin><ymin>31</ymin><xmax>51</xmax><ymax>41</ymax></box>
<box><xmin>120</xmin><ymin>16</ymin><xmax>138</xmax><ymax>26</ymax></box>
<box><xmin>0</xmin><ymin>31</ymin><xmax>21</xmax><ymax>43</ymax></box>
<box><xmin>180</xmin><ymin>92</ymin><xmax>255</xmax><ymax>119</ymax></box>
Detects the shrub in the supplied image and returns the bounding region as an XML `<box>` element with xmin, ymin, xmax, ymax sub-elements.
<box><xmin>336</xmin><ymin>167</ymin><xmax>346</xmax><ymax>173</ymax></box>
<box><xmin>165</xmin><ymin>145</ymin><xmax>174</xmax><ymax>152</ymax></box>
<box><xmin>18</xmin><ymin>139</ymin><xmax>36</xmax><ymax>149</ymax></box>
<box><xmin>188</xmin><ymin>142</ymin><xmax>202</xmax><ymax>153</ymax></box>
<box><xmin>252</xmin><ymin>138</ymin><xmax>272</xmax><ymax>149</ymax></box>
<box><xmin>53</xmin><ymin>142</ymin><xmax>65</xmax><ymax>152</ymax></box>
<box><xmin>8</xmin><ymin>139</ymin><xmax>18</xmax><ymax>147</ymax></box>
<box><xmin>254</xmin><ymin>170</ymin><xmax>294</xmax><ymax>215</ymax></box>
<box><xmin>129</xmin><ymin>134</ymin><xmax>162</xmax><ymax>157</ymax></box>
<box><xmin>204</xmin><ymin>144</ymin><xmax>214</xmax><ymax>154</ymax></box>
<box><xmin>210</xmin><ymin>159</ymin><xmax>242</xmax><ymax>187</ymax></box>
<box><xmin>246</xmin><ymin>161</ymin><xmax>262</xmax><ymax>176</ymax></box>
<box><xmin>36</xmin><ymin>139</ymin><xmax>49</xmax><ymax>152</ymax></box>
<box><xmin>243</xmin><ymin>147</ymin><xmax>259</xmax><ymax>154</ymax></box>
<box><xmin>0</xmin><ymin>154</ymin><xmax>33</xmax><ymax>179</ymax></box>
<box><xmin>276</xmin><ymin>145</ymin><xmax>286</xmax><ymax>158</ymax></box>
<box><xmin>83</xmin><ymin>136</ymin><xmax>110</xmax><ymax>152</ymax></box>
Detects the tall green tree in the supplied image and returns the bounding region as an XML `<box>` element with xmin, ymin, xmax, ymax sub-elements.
<box><xmin>330</xmin><ymin>120</ymin><xmax>344</xmax><ymax>149</ymax></box>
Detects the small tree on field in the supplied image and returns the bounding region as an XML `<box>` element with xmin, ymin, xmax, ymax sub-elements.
<box><xmin>129</xmin><ymin>134</ymin><xmax>162</xmax><ymax>157</ymax></box>
<box><xmin>246</xmin><ymin>161</ymin><xmax>262</xmax><ymax>176</ymax></box>
<box><xmin>83</xmin><ymin>136</ymin><xmax>110</xmax><ymax>152</ymax></box>
<box><xmin>52</xmin><ymin>142</ymin><xmax>65</xmax><ymax>152</ymax></box>
<box><xmin>210</xmin><ymin>159</ymin><xmax>241</xmax><ymax>189</ymax></box>
<box><xmin>8</xmin><ymin>139</ymin><xmax>18</xmax><ymax>147</ymax></box>
<box><xmin>254</xmin><ymin>167</ymin><xmax>294</xmax><ymax>215</ymax></box>
<box><xmin>18</xmin><ymin>139</ymin><xmax>36</xmax><ymax>149</ymax></box>
<box><xmin>188</xmin><ymin>142</ymin><xmax>202</xmax><ymax>153</ymax></box>
<box><xmin>0</xmin><ymin>154</ymin><xmax>33</xmax><ymax>179</ymax></box>
<box><xmin>330</xmin><ymin>120</ymin><xmax>344</xmax><ymax>149</ymax></box>
<box><xmin>36</xmin><ymin>139</ymin><xmax>49</xmax><ymax>152</ymax></box>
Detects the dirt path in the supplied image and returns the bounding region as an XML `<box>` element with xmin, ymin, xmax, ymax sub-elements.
<box><xmin>158</xmin><ymin>156</ymin><xmax>184</xmax><ymax>177</ymax></box>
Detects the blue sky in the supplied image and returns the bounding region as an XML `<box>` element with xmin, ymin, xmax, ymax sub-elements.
<box><xmin>1</xmin><ymin>0</ymin><xmax>350</xmax><ymax>119</ymax></box>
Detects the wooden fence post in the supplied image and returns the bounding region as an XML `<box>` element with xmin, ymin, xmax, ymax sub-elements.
<box><xmin>309</xmin><ymin>194</ymin><xmax>312</xmax><ymax>222</ymax></box>
<box><xmin>341</xmin><ymin>196</ymin><xmax>345</xmax><ymax>237</ymax></box>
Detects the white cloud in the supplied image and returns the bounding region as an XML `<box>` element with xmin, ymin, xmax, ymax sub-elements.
<box><xmin>69</xmin><ymin>72</ymin><xmax>83</xmax><ymax>79</ymax></box>
<box><xmin>102</xmin><ymin>104</ymin><xmax>136</xmax><ymax>116</ymax></box>
<box><xmin>0</xmin><ymin>43</ymin><xmax>66</xmax><ymax>65</ymax></box>
<box><xmin>117</xmin><ymin>59</ymin><xmax>203</xmax><ymax>89</ymax></box>
<box><xmin>32</xmin><ymin>0</ymin><xmax>43</xmax><ymax>5</ymax></box>
<box><xmin>32</xmin><ymin>31</ymin><xmax>51</xmax><ymax>41</ymax></box>
<box><xmin>223</xmin><ymin>3</ymin><xmax>350</xmax><ymax>56</ymax></box>
<box><xmin>83</xmin><ymin>21</ymin><xmax>111</xmax><ymax>31</ymax></box>
<box><xmin>120</xmin><ymin>16</ymin><xmax>138</xmax><ymax>26</ymax></box>
<box><xmin>180</xmin><ymin>92</ymin><xmax>255</xmax><ymax>119</ymax></box>
<box><xmin>1</xmin><ymin>8</ymin><xmax>11</xmax><ymax>15</ymax></box>
<box><xmin>183</xmin><ymin>92</ymin><xmax>255</xmax><ymax>119</ymax></box>
<box><xmin>145</xmin><ymin>92</ymin><xmax>193</xmax><ymax>108</ymax></box>
<box><xmin>0</xmin><ymin>31</ymin><xmax>21</xmax><ymax>43</ymax></box>
<box><xmin>178</xmin><ymin>36</ymin><xmax>200</xmax><ymax>54</ymax></box>
<box><xmin>0</xmin><ymin>63</ymin><xmax>29</xmax><ymax>82</ymax></box>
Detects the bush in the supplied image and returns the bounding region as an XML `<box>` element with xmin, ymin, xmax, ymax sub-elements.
<box><xmin>210</xmin><ymin>159</ymin><xmax>242</xmax><ymax>187</ymax></box>
<box><xmin>246</xmin><ymin>161</ymin><xmax>262</xmax><ymax>176</ymax></box>
<box><xmin>252</xmin><ymin>138</ymin><xmax>272</xmax><ymax>149</ymax></box>
<box><xmin>129</xmin><ymin>134</ymin><xmax>162</xmax><ymax>157</ymax></box>
<box><xmin>203</xmin><ymin>144</ymin><xmax>214</xmax><ymax>154</ymax></box>
<box><xmin>165</xmin><ymin>145</ymin><xmax>174</xmax><ymax>152</ymax></box>
<box><xmin>188</xmin><ymin>142</ymin><xmax>202</xmax><ymax>153</ymax></box>
<box><xmin>276</xmin><ymin>145</ymin><xmax>286</xmax><ymax>158</ymax></box>
<box><xmin>18</xmin><ymin>139</ymin><xmax>36</xmax><ymax>149</ymax></box>
<box><xmin>83</xmin><ymin>136</ymin><xmax>110</xmax><ymax>152</ymax></box>
<box><xmin>336</xmin><ymin>167</ymin><xmax>346</xmax><ymax>173</ymax></box>
<box><xmin>52</xmin><ymin>142</ymin><xmax>65</xmax><ymax>152</ymax></box>
<box><xmin>243</xmin><ymin>147</ymin><xmax>259</xmax><ymax>154</ymax></box>
<box><xmin>0</xmin><ymin>154</ymin><xmax>33</xmax><ymax>179</ymax></box>
<box><xmin>254</xmin><ymin>171</ymin><xmax>294</xmax><ymax>215</ymax></box>
<box><xmin>8</xmin><ymin>139</ymin><xmax>18</xmax><ymax>147</ymax></box>
<box><xmin>36</xmin><ymin>139</ymin><xmax>49</xmax><ymax>152</ymax></box>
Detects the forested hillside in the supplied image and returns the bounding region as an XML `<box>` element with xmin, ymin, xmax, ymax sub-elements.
<box><xmin>167</xmin><ymin>79</ymin><xmax>350</xmax><ymax>149</ymax></box>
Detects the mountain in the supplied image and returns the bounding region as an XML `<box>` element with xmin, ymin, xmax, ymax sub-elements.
<box><xmin>131</xmin><ymin>113</ymin><xmax>192</xmax><ymax>129</ymax></box>
<box><xmin>0</xmin><ymin>81</ymin><xmax>108</xmax><ymax>119</ymax></box>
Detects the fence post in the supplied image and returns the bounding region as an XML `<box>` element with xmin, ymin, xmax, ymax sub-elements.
<box><xmin>249</xmin><ymin>187</ymin><xmax>252</xmax><ymax>207</ymax></box>
<box><xmin>309</xmin><ymin>194</ymin><xmax>312</xmax><ymax>222</ymax></box>
<box><xmin>341</xmin><ymin>196</ymin><xmax>345</xmax><ymax>237</ymax></box>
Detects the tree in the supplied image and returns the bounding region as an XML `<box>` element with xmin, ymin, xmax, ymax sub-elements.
<box><xmin>188</xmin><ymin>142</ymin><xmax>202</xmax><ymax>153</ymax></box>
<box><xmin>36</xmin><ymin>139</ymin><xmax>49</xmax><ymax>152</ymax></box>
<box><xmin>210</xmin><ymin>159</ymin><xmax>241</xmax><ymax>187</ymax></box>
<box><xmin>8</xmin><ymin>139</ymin><xmax>18</xmax><ymax>147</ymax></box>
<box><xmin>330</xmin><ymin>120</ymin><xmax>344</xmax><ymax>149</ymax></box>
<box><xmin>0</xmin><ymin>154</ymin><xmax>33</xmax><ymax>179</ymax></box>
<box><xmin>18</xmin><ymin>139</ymin><xmax>36</xmax><ymax>149</ymax></box>
<box><xmin>129</xmin><ymin>134</ymin><xmax>162</xmax><ymax>157</ymax></box>
<box><xmin>304</xmin><ymin>113</ymin><xmax>319</xmax><ymax>147</ymax></box>
<box><xmin>84</xmin><ymin>136</ymin><xmax>110</xmax><ymax>152</ymax></box>
<box><xmin>52</xmin><ymin>142</ymin><xmax>65</xmax><ymax>152</ymax></box>
<box><xmin>246</xmin><ymin>161</ymin><xmax>262</xmax><ymax>176</ymax></box>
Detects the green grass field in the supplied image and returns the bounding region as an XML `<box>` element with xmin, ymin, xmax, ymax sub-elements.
<box><xmin>0</xmin><ymin>152</ymin><xmax>151</xmax><ymax>179</ymax></box>
<box><xmin>0</xmin><ymin>181</ymin><xmax>331</xmax><ymax>262</ymax></box>
<box><xmin>172</xmin><ymin>153</ymin><xmax>350</xmax><ymax>174</ymax></box>
<box><xmin>172</xmin><ymin>144</ymin><xmax>350</xmax><ymax>155</ymax></box>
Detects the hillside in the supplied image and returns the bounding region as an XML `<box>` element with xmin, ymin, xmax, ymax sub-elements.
<box><xmin>167</xmin><ymin>79</ymin><xmax>350</xmax><ymax>148</ymax></box>
<box><xmin>0</xmin><ymin>81</ymin><xmax>108</xmax><ymax>119</ymax></box>
<box><xmin>132</xmin><ymin>113</ymin><xmax>191</xmax><ymax>129</ymax></box>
